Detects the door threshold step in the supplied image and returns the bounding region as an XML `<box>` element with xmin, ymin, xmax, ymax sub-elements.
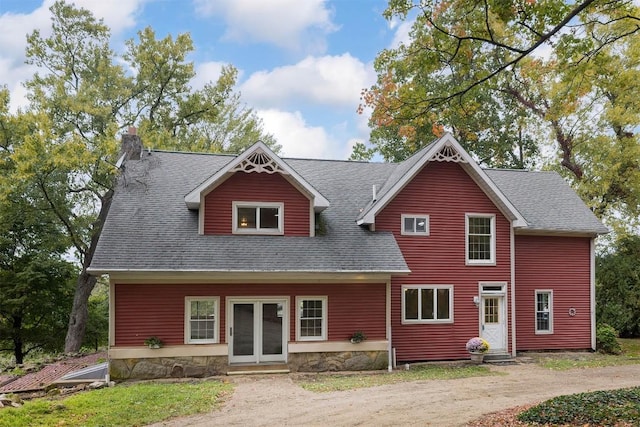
<box><xmin>227</xmin><ymin>369</ymin><xmax>290</xmax><ymax>376</ymax></box>
<box><xmin>226</xmin><ymin>364</ymin><xmax>290</xmax><ymax>376</ymax></box>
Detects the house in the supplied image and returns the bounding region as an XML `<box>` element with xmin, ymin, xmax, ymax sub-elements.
<box><xmin>89</xmin><ymin>131</ymin><xmax>608</xmax><ymax>379</ymax></box>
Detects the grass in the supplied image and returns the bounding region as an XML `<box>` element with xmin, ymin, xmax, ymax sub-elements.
<box><xmin>0</xmin><ymin>379</ymin><xmax>233</xmax><ymax>427</ymax></box>
<box><xmin>297</xmin><ymin>364</ymin><xmax>500</xmax><ymax>392</ymax></box>
<box><xmin>532</xmin><ymin>338</ymin><xmax>640</xmax><ymax>370</ymax></box>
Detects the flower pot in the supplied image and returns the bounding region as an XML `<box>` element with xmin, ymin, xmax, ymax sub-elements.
<box><xmin>469</xmin><ymin>352</ymin><xmax>485</xmax><ymax>364</ymax></box>
<box><xmin>148</xmin><ymin>344</ymin><xmax>161</xmax><ymax>349</ymax></box>
<box><xmin>350</xmin><ymin>338</ymin><xmax>362</xmax><ymax>344</ymax></box>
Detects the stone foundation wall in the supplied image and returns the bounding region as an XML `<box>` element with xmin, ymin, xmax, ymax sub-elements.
<box><xmin>110</xmin><ymin>351</ymin><xmax>388</xmax><ymax>380</ymax></box>
<box><xmin>288</xmin><ymin>351</ymin><xmax>388</xmax><ymax>372</ymax></box>
<box><xmin>110</xmin><ymin>356</ymin><xmax>228</xmax><ymax>380</ymax></box>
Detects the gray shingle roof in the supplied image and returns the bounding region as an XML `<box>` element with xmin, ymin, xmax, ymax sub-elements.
<box><xmin>89</xmin><ymin>151</ymin><xmax>407</xmax><ymax>273</ymax></box>
<box><xmin>90</xmin><ymin>149</ymin><xmax>606</xmax><ymax>274</ymax></box>
<box><xmin>485</xmin><ymin>169</ymin><xmax>609</xmax><ymax>234</ymax></box>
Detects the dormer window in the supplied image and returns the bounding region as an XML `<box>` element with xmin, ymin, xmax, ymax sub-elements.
<box><xmin>233</xmin><ymin>202</ymin><xmax>283</xmax><ymax>235</ymax></box>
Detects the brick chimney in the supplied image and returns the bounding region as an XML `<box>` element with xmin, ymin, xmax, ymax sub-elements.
<box><xmin>121</xmin><ymin>126</ymin><xmax>142</xmax><ymax>160</ymax></box>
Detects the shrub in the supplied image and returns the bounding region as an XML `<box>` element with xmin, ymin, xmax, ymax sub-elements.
<box><xmin>518</xmin><ymin>387</ymin><xmax>640</xmax><ymax>425</ymax></box>
<box><xmin>597</xmin><ymin>323</ymin><xmax>622</xmax><ymax>354</ymax></box>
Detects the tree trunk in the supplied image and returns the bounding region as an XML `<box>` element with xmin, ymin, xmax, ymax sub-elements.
<box><xmin>12</xmin><ymin>315</ymin><xmax>24</xmax><ymax>365</ymax></box>
<box><xmin>64</xmin><ymin>189</ymin><xmax>113</xmax><ymax>353</ymax></box>
<box><xmin>64</xmin><ymin>271</ymin><xmax>98</xmax><ymax>352</ymax></box>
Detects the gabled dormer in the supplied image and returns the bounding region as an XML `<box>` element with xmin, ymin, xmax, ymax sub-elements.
<box><xmin>356</xmin><ymin>133</ymin><xmax>528</xmax><ymax>229</ymax></box>
<box><xmin>185</xmin><ymin>141</ymin><xmax>330</xmax><ymax>236</ymax></box>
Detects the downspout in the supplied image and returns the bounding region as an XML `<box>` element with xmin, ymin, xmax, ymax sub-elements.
<box><xmin>590</xmin><ymin>237</ymin><xmax>596</xmax><ymax>350</ymax></box>
<box><xmin>386</xmin><ymin>278</ymin><xmax>392</xmax><ymax>371</ymax></box>
<box><xmin>510</xmin><ymin>223</ymin><xmax>517</xmax><ymax>358</ymax></box>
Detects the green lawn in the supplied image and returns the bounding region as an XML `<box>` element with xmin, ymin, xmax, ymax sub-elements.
<box><xmin>296</xmin><ymin>364</ymin><xmax>499</xmax><ymax>392</ymax></box>
<box><xmin>0</xmin><ymin>380</ymin><xmax>232</xmax><ymax>427</ymax></box>
<box><xmin>533</xmin><ymin>338</ymin><xmax>640</xmax><ymax>370</ymax></box>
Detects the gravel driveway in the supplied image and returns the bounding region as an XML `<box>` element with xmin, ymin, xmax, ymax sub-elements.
<box><xmin>149</xmin><ymin>360</ymin><xmax>640</xmax><ymax>427</ymax></box>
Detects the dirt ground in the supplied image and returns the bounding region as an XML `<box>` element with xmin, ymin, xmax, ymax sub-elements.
<box><xmin>149</xmin><ymin>359</ymin><xmax>640</xmax><ymax>427</ymax></box>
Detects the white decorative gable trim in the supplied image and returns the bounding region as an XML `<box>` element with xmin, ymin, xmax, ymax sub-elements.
<box><xmin>230</xmin><ymin>149</ymin><xmax>288</xmax><ymax>174</ymax></box>
<box><xmin>356</xmin><ymin>133</ymin><xmax>527</xmax><ymax>228</ymax></box>
<box><xmin>430</xmin><ymin>144</ymin><xmax>467</xmax><ymax>163</ymax></box>
<box><xmin>184</xmin><ymin>141</ymin><xmax>329</xmax><ymax>211</ymax></box>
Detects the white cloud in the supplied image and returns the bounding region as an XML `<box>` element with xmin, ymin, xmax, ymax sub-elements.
<box><xmin>191</xmin><ymin>61</ymin><xmax>228</xmax><ymax>90</ymax></box>
<box><xmin>194</xmin><ymin>0</ymin><xmax>337</xmax><ymax>52</ymax></box>
<box><xmin>240</xmin><ymin>54</ymin><xmax>375</xmax><ymax>109</ymax></box>
<box><xmin>257</xmin><ymin>109</ymin><xmax>342</xmax><ymax>159</ymax></box>
<box><xmin>73</xmin><ymin>0</ymin><xmax>146</xmax><ymax>34</ymax></box>
<box><xmin>389</xmin><ymin>19</ymin><xmax>413</xmax><ymax>49</ymax></box>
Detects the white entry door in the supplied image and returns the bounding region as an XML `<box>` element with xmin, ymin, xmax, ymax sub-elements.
<box><xmin>228</xmin><ymin>299</ymin><xmax>287</xmax><ymax>364</ymax></box>
<box><xmin>480</xmin><ymin>284</ymin><xmax>507</xmax><ymax>352</ymax></box>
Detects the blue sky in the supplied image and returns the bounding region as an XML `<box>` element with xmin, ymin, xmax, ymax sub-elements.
<box><xmin>0</xmin><ymin>0</ymin><xmax>412</xmax><ymax>159</ymax></box>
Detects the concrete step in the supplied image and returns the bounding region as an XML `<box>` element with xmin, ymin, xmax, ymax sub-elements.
<box><xmin>484</xmin><ymin>352</ymin><xmax>513</xmax><ymax>362</ymax></box>
<box><xmin>226</xmin><ymin>363</ymin><xmax>290</xmax><ymax>376</ymax></box>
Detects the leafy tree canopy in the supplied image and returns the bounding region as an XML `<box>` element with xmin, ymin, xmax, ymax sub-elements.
<box><xmin>0</xmin><ymin>93</ymin><xmax>77</xmax><ymax>363</ymax></box>
<box><xmin>596</xmin><ymin>235</ymin><xmax>640</xmax><ymax>337</ymax></box>
<box><xmin>2</xmin><ymin>1</ymin><xmax>278</xmax><ymax>352</ymax></box>
<box><xmin>360</xmin><ymin>0</ymin><xmax>640</xmax><ymax>234</ymax></box>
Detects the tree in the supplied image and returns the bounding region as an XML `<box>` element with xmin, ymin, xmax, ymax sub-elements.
<box><xmin>12</xmin><ymin>1</ymin><xmax>277</xmax><ymax>352</ymax></box>
<box><xmin>0</xmin><ymin>92</ymin><xmax>77</xmax><ymax>363</ymax></box>
<box><xmin>596</xmin><ymin>235</ymin><xmax>640</xmax><ymax>337</ymax></box>
<box><xmin>361</xmin><ymin>0</ymin><xmax>640</xmax><ymax>231</ymax></box>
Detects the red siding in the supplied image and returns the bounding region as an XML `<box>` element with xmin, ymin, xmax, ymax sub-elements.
<box><xmin>515</xmin><ymin>235</ymin><xmax>592</xmax><ymax>350</ymax></box>
<box><xmin>378</xmin><ymin>161</ymin><xmax>512</xmax><ymax>361</ymax></box>
<box><xmin>113</xmin><ymin>283</ymin><xmax>386</xmax><ymax>346</ymax></box>
<box><xmin>203</xmin><ymin>172</ymin><xmax>310</xmax><ymax>236</ymax></box>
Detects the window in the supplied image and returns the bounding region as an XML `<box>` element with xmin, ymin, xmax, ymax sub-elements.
<box><xmin>401</xmin><ymin>214</ymin><xmax>429</xmax><ymax>236</ymax></box>
<box><xmin>296</xmin><ymin>296</ymin><xmax>327</xmax><ymax>341</ymax></box>
<box><xmin>185</xmin><ymin>297</ymin><xmax>219</xmax><ymax>343</ymax></box>
<box><xmin>466</xmin><ymin>214</ymin><xmax>495</xmax><ymax>264</ymax></box>
<box><xmin>402</xmin><ymin>285</ymin><xmax>453</xmax><ymax>323</ymax></box>
<box><xmin>233</xmin><ymin>202</ymin><xmax>283</xmax><ymax>234</ymax></box>
<box><xmin>535</xmin><ymin>291</ymin><xmax>553</xmax><ymax>334</ymax></box>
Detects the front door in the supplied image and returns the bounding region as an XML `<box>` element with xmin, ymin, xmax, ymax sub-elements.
<box><xmin>480</xmin><ymin>284</ymin><xmax>507</xmax><ymax>352</ymax></box>
<box><xmin>228</xmin><ymin>299</ymin><xmax>287</xmax><ymax>364</ymax></box>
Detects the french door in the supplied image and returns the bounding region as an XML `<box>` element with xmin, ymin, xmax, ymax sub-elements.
<box><xmin>228</xmin><ymin>299</ymin><xmax>287</xmax><ymax>364</ymax></box>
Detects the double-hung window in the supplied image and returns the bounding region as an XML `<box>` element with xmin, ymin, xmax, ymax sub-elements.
<box><xmin>402</xmin><ymin>285</ymin><xmax>453</xmax><ymax>323</ymax></box>
<box><xmin>401</xmin><ymin>214</ymin><xmax>429</xmax><ymax>236</ymax></box>
<box><xmin>233</xmin><ymin>202</ymin><xmax>283</xmax><ymax>234</ymax></box>
<box><xmin>466</xmin><ymin>214</ymin><xmax>495</xmax><ymax>265</ymax></box>
<box><xmin>535</xmin><ymin>290</ymin><xmax>553</xmax><ymax>334</ymax></box>
<box><xmin>296</xmin><ymin>296</ymin><xmax>327</xmax><ymax>341</ymax></box>
<box><xmin>185</xmin><ymin>297</ymin><xmax>219</xmax><ymax>343</ymax></box>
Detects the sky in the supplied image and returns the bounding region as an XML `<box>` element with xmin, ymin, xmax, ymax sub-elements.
<box><xmin>0</xmin><ymin>0</ymin><xmax>412</xmax><ymax>160</ymax></box>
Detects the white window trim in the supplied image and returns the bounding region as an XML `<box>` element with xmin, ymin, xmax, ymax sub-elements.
<box><xmin>535</xmin><ymin>290</ymin><xmax>553</xmax><ymax>334</ymax></box>
<box><xmin>296</xmin><ymin>296</ymin><xmax>328</xmax><ymax>341</ymax></box>
<box><xmin>185</xmin><ymin>296</ymin><xmax>220</xmax><ymax>344</ymax></box>
<box><xmin>401</xmin><ymin>285</ymin><xmax>454</xmax><ymax>324</ymax></box>
<box><xmin>232</xmin><ymin>201</ymin><xmax>284</xmax><ymax>235</ymax></box>
<box><xmin>401</xmin><ymin>214</ymin><xmax>430</xmax><ymax>236</ymax></box>
<box><xmin>465</xmin><ymin>213</ymin><xmax>496</xmax><ymax>265</ymax></box>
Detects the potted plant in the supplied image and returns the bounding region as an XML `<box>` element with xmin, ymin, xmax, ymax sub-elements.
<box><xmin>349</xmin><ymin>331</ymin><xmax>367</xmax><ymax>344</ymax></box>
<box><xmin>144</xmin><ymin>336</ymin><xmax>163</xmax><ymax>349</ymax></box>
<box><xmin>465</xmin><ymin>337</ymin><xmax>489</xmax><ymax>363</ymax></box>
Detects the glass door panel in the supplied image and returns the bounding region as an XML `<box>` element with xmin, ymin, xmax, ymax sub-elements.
<box><xmin>262</xmin><ymin>303</ymin><xmax>284</xmax><ymax>356</ymax></box>
<box><xmin>232</xmin><ymin>303</ymin><xmax>254</xmax><ymax>357</ymax></box>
